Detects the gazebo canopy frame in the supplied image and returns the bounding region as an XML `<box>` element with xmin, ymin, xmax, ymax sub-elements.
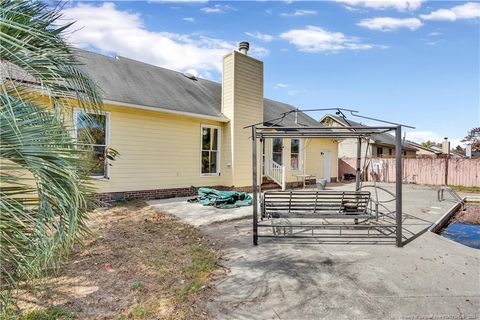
<box><xmin>249</xmin><ymin>109</ymin><xmax>415</xmax><ymax>247</ymax></box>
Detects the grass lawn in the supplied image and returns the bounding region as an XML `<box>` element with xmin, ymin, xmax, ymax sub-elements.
<box><xmin>450</xmin><ymin>185</ymin><xmax>480</xmax><ymax>194</ymax></box>
<box><xmin>8</xmin><ymin>201</ymin><xmax>222</xmax><ymax>319</ymax></box>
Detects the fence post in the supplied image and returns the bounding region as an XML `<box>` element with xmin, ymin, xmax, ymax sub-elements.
<box><xmin>444</xmin><ymin>156</ymin><xmax>449</xmax><ymax>186</ymax></box>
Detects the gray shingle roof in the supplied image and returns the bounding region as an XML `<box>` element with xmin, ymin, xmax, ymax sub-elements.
<box><xmin>76</xmin><ymin>50</ymin><xmax>225</xmax><ymax>119</ymax></box>
<box><xmin>325</xmin><ymin>114</ymin><xmax>416</xmax><ymax>151</ymax></box>
<box><xmin>263</xmin><ymin>98</ymin><xmax>320</xmax><ymax>127</ymax></box>
<box><xmin>75</xmin><ymin>50</ymin><xmax>318</xmax><ymax>126</ymax></box>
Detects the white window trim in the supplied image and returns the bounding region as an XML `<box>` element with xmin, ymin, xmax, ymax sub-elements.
<box><xmin>290</xmin><ymin>138</ymin><xmax>302</xmax><ymax>171</ymax></box>
<box><xmin>73</xmin><ymin>108</ymin><xmax>111</xmax><ymax>179</ymax></box>
<box><xmin>200</xmin><ymin>124</ymin><xmax>221</xmax><ymax>177</ymax></box>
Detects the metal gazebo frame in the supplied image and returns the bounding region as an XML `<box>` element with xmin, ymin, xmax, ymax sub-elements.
<box><xmin>250</xmin><ymin>110</ymin><xmax>414</xmax><ymax>247</ymax></box>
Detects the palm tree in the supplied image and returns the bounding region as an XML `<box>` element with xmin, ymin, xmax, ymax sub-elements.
<box><xmin>1</xmin><ymin>0</ymin><xmax>105</xmax><ymax>304</ymax></box>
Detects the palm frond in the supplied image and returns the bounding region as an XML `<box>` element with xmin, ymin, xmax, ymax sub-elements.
<box><xmin>0</xmin><ymin>0</ymin><xmax>108</xmax><ymax>307</ymax></box>
<box><xmin>0</xmin><ymin>94</ymin><xmax>95</xmax><ymax>290</ymax></box>
<box><xmin>0</xmin><ymin>0</ymin><xmax>103</xmax><ymax>113</ymax></box>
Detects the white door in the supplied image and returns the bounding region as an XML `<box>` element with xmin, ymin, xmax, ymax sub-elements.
<box><xmin>322</xmin><ymin>151</ymin><xmax>331</xmax><ymax>182</ymax></box>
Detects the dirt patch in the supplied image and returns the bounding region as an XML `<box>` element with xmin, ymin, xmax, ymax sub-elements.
<box><xmin>454</xmin><ymin>205</ymin><xmax>480</xmax><ymax>225</ymax></box>
<box><xmin>11</xmin><ymin>201</ymin><xmax>224</xmax><ymax>319</ymax></box>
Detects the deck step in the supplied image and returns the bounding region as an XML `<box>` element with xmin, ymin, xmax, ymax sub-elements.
<box><xmin>261</xmin><ymin>183</ymin><xmax>282</xmax><ymax>191</ymax></box>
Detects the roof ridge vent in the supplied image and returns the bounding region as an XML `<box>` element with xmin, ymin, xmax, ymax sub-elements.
<box><xmin>183</xmin><ymin>72</ymin><xmax>197</xmax><ymax>81</ymax></box>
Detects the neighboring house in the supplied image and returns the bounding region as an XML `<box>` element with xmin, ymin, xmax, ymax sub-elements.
<box><xmin>405</xmin><ymin>139</ymin><xmax>467</xmax><ymax>159</ymax></box>
<box><xmin>319</xmin><ymin>114</ymin><xmax>417</xmax><ymax>160</ymax></box>
<box><xmin>404</xmin><ymin>141</ymin><xmax>442</xmax><ymax>157</ymax></box>
<box><xmin>429</xmin><ymin>146</ymin><xmax>466</xmax><ymax>159</ymax></box>
<box><xmin>404</xmin><ymin>141</ymin><xmax>441</xmax><ymax>157</ymax></box>
<box><xmin>6</xmin><ymin>44</ymin><xmax>339</xmax><ymax>202</ymax></box>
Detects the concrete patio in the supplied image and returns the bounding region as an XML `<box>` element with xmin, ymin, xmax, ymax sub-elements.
<box><xmin>148</xmin><ymin>196</ymin><xmax>252</xmax><ymax>227</ymax></box>
<box><xmin>149</xmin><ymin>183</ymin><xmax>480</xmax><ymax>319</ymax></box>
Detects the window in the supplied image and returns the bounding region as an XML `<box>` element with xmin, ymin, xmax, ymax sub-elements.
<box><xmin>201</xmin><ymin>126</ymin><xmax>220</xmax><ymax>175</ymax></box>
<box><xmin>74</xmin><ymin>110</ymin><xmax>109</xmax><ymax>178</ymax></box>
<box><xmin>389</xmin><ymin>149</ymin><xmax>393</xmax><ymax>156</ymax></box>
<box><xmin>377</xmin><ymin>147</ymin><xmax>383</xmax><ymax>156</ymax></box>
<box><xmin>291</xmin><ymin>139</ymin><xmax>300</xmax><ymax>170</ymax></box>
<box><xmin>272</xmin><ymin>138</ymin><xmax>283</xmax><ymax>165</ymax></box>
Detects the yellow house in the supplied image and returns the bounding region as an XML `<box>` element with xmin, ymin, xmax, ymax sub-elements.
<box><xmin>70</xmin><ymin>44</ymin><xmax>338</xmax><ymax>202</ymax></box>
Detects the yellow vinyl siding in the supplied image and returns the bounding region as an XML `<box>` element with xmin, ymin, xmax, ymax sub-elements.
<box><xmin>304</xmin><ymin>139</ymin><xmax>339</xmax><ymax>180</ymax></box>
<box><xmin>338</xmin><ymin>138</ymin><xmax>369</xmax><ymax>159</ymax></box>
<box><xmin>263</xmin><ymin>138</ymin><xmax>339</xmax><ymax>182</ymax></box>
<box><xmin>93</xmin><ymin>103</ymin><xmax>228</xmax><ymax>193</ymax></box>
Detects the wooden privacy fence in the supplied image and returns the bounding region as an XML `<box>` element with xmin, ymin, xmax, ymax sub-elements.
<box><xmin>339</xmin><ymin>157</ymin><xmax>480</xmax><ymax>187</ymax></box>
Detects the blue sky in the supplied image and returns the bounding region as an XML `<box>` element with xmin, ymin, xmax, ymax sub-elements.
<box><xmin>61</xmin><ymin>1</ymin><xmax>480</xmax><ymax>146</ymax></box>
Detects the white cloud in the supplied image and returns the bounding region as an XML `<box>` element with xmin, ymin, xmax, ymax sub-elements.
<box><xmin>274</xmin><ymin>83</ymin><xmax>289</xmax><ymax>89</ymax></box>
<box><xmin>281</xmin><ymin>9</ymin><xmax>317</xmax><ymax>16</ymax></box>
<box><xmin>245</xmin><ymin>31</ymin><xmax>274</xmax><ymax>42</ymax></box>
<box><xmin>420</xmin><ymin>2</ymin><xmax>480</xmax><ymax>21</ymax></box>
<box><xmin>279</xmin><ymin>26</ymin><xmax>374</xmax><ymax>53</ymax></box>
<box><xmin>182</xmin><ymin>17</ymin><xmax>195</xmax><ymax>22</ymax></box>
<box><xmin>61</xmin><ymin>2</ymin><xmax>266</xmax><ymax>76</ymax></box>
<box><xmin>200</xmin><ymin>4</ymin><xmax>236</xmax><ymax>14</ymax></box>
<box><xmin>250</xmin><ymin>46</ymin><xmax>270</xmax><ymax>57</ymax></box>
<box><xmin>421</xmin><ymin>9</ymin><xmax>456</xmax><ymax>21</ymax></box>
<box><xmin>335</xmin><ymin>0</ymin><xmax>424</xmax><ymax>11</ymax></box>
<box><xmin>428</xmin><ymin>31</ymin><xmax>441</xmax><ymax>36</ymax></box>
<box><xmin>343</xmin><ymin>5</ymin><xmax>361</xmax><ymax>12</ymax></box>
<box><xmin>357</xmin><ymin>17</ymin><xmax>423</xmax><ymax>31</ymax></box>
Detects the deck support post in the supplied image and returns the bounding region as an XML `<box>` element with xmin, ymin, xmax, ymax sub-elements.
<box><xmin>354</xmin><ymin>137</ymin><xmax>362</xmax><ymax>225</ymax></box>
<box><xmin>395</xmin><ymin>125</ymin><xmax>403</xmax><ymax>247</ymax></box>
<box><xmin>252</xmin><ymin>126</ymin><xmax>258</xmax><ymax>245</ymax></box>
<box><xmin>355</xmin><ymin>137</ymin><xmax>362</xmax><ymax>191</ymax></box>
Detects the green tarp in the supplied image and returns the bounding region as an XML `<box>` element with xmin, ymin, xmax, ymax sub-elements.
<box><xmin>188</xmin><ymin>188</ymin><xmax>252</xmax><ymax>209</ymax></box>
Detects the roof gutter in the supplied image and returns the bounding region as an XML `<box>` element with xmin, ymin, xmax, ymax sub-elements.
<box><xmin>103</xmin><ymin>99</ymin><xmax>230</xmax><ymax>123</ymax></box>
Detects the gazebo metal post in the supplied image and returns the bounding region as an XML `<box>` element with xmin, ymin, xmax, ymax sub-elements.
<box><xmin>252</xmin><ymin>126</ymin><xmax>258</xmax><ymax>245</ymax></box>
<box><xmin>395</xmin><ymin>125</ymin><xmax>403</xmax><ymax>247</ymax></box>
<box><xmin>355</xmin><ymin>137</ymin><xmax>362</xmax><ymax>191</ymax></box>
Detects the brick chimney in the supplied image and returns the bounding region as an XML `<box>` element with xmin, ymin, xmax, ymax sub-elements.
<box><xmin>442</xmin><ymin>137</ymin><xmax>450</xmax><ymax>155</ymax></box>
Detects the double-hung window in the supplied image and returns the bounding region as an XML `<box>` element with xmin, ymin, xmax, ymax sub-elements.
<box><xmin>201</xmin><ymin>125</ymin><xmax>220</xmax><ymax>175</ymax></box>
<box><xmin>291</xmin><ymin>139</ymin><xmax>300</xmax><ymax>170</ymax></box>
<box><xmin>377</xmin><ymin>147</ymin><xmax>384</xmax><ymax>157</ymax></box>
<box><xmin>74</xmin><ymin>110</ymin><xmax>109</xmax><ymax>178</ymax></box>
<box><xmin>272</xmin><ymin>138</ymin><xmax>283</xmax><ymax>165</ymax></box>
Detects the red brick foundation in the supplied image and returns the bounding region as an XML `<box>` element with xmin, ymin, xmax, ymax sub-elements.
<box><xmin>95</xmin><ymin>179</ymin><xmax>319</xmax><ymax>204</ymax></box>
<box><xmin>95</xmin><ymin>186</ymin><xmax>200</xmax><ymax>204</ymax></box>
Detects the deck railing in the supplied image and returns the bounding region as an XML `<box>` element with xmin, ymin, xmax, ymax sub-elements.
<box><xmin>265</xmin><ymin>158</ymin><xmax>286</xmax><ymax>190</ymax></box>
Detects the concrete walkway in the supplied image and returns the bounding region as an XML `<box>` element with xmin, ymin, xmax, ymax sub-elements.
<box><xmin>149</xmin><ymin>184</ymin><xmax>480</xmax><ymax>319</ymax></box>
